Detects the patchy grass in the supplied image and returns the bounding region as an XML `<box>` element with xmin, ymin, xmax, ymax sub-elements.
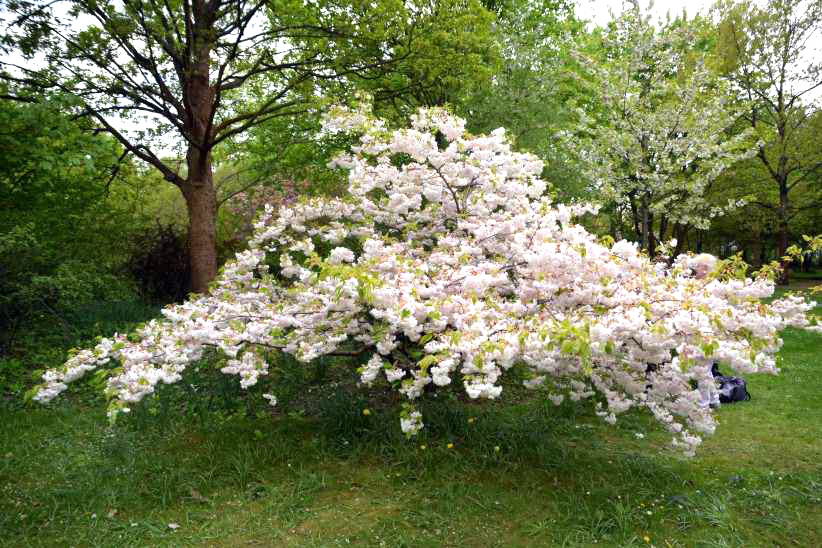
<box><xmin>1</xmin><ymin>293</ymin><xmax>820</xmax><ymax>547</ymax></box>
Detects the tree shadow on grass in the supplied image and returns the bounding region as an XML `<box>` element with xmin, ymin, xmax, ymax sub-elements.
<box><xmin>3</xmin><ymin>384</ymin><xmax>819</xmax><ymax>547</ymax></box>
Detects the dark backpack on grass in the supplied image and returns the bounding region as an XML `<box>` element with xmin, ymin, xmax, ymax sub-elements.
<box><xmin>711</xmin><ymin>364</ymin><xmax>751</xmax><ymax>403</ymax></box>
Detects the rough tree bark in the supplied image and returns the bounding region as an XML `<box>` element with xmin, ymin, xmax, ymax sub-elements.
<box><xmin>182</xmin><ymin>161</ymin><xmax>218</xmax><ymax>292</ymax></box>
<box><xmin>181</xmin><ymin>31</ymin><xmax>218</xmax><ymax>293</ymax></box>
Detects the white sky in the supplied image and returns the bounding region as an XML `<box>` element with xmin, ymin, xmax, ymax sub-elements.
<box><xmin>576</xmin><ymin>0</ymin><xmax>719</xmax><ymax>26</ymax></box>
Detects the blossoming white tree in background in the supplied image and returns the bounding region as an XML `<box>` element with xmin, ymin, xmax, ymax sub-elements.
<box><xmin>575</xmin><ymin>4</ymin><xmax>756</xmax><ymax>256</ymax></box>
<box><xmin>31</xmin><ymin>102</ymin><xmax>820</xmax><ymax>456</ymax></box>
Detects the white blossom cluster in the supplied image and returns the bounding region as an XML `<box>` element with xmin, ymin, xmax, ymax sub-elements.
<box><xmin>32</xmin><ymin>104</ymin><xmax>820</xmax><ymax>456</ymax></box>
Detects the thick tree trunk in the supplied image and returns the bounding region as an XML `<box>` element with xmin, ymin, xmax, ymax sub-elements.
<box><xmin>182</xmin><ymin>147</ymin><xmax>217</xmax><ymax>294</ymax></box>
<box><xmin>182</xmin><ymin>23</ymin><xmax>218</xmax><ymax>294</ymax></box>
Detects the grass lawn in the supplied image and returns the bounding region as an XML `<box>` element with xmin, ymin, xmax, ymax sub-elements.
<box><xmin>1</xmin><ymin>293</ymin><xmax>820</xmax><ymax>547</ymax></box>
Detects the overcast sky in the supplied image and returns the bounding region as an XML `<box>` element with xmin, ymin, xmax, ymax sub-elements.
<box><xmin>576</xmin><ymin>0</ymin><xmax>719</xmax><ymax>26</ymax></box>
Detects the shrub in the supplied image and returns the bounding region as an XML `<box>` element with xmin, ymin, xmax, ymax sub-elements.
<box><xmin>31</xmin><ymin>104</ymin><xmax>821</xmax><ymax>456</ymax></box>
<box><xmin>125</xmin><ymin>223</ymin><xmax>191</xmax><ymax>303</ymax></box>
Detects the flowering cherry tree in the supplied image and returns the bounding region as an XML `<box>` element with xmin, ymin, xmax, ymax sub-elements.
<box><xmin>574</xmin><ymin>5</ymin><xmax>756</xmax><ymax>254</ymax></box>
<box><xmin>31</xmin><ymin>103</ymin><xmax>820</xmax><ymax>456</ymax></box>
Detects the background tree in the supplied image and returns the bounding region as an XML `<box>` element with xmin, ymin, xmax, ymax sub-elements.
<box><xmin>463</xmin><ymin>0</ymin><xmax>590</xmax><ymax>201</ymax></box>
<box><xmin>0</xmin><ymin>92</ymin><xmax>140</xmax><ymax>342</ymax></box>
<box><xmin>705</xmin><ymin>105</ymin><xmax>822</xmax><ymax>265</ymax></box>
<box><xmin>714</xmin><ymin>0</ymin><xmax>822</xmax><ymax>281</ymax></box>
<box><xmin>573</xmin><ymin>4</ymin><xmax>755</xmax><ymax>255</ymax></box>
<box><xmin>1</xmin><ymin>0</ymin><xmax>496</xmax><ymax>292</ymax></box>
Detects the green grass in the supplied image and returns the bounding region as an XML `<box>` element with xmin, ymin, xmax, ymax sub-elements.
<box><xmin>1</xmin><ymin>294</ymin><xmax>820</xmax><ymax>547</ymax></box>
<box><xmin>790</xmin><ymin>269</ymin><xmax>822</xmax><ymax>280</ymax></box>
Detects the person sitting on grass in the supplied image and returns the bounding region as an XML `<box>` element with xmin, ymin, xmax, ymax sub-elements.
<box><xmin>690</xmin><ymin>253</ymin><xmax>718</xmax><ymax>280</ymax></box>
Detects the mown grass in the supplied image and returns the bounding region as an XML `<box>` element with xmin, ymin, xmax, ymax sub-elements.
<box><xmin>1</xmin><ymin>293</ymin><xmax>820</xmax><ymax>547</ymax></box>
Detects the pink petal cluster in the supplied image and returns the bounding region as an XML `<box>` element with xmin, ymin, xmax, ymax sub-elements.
<box><xmin>33</xmin><ymin>105</ymin><xmax>820</xmax><ymax>456</ymax></box>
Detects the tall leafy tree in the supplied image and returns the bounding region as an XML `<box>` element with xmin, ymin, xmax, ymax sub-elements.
<box><xmin>705</xmin><ymin>104</ymin><xmax>822</xmax><ymax>266</ymax></box>
<box><xmin>1</xmin><ymin>0</ymin><xmax>495</xmax><ymax>292</ymax></box>
<box><xmin>464</xmin><ymin>0</ymin><xmax>589</xmax><ymax>200</ymax></box>
<box><xmin>714</xmin><ymin>0</ymin><xmax>822</xmax><ymax>281</ymax></box>
<box><xmin>357</xmin><ymin>0</ymin><xmax>498</xmax><ymax>116</ymax></box>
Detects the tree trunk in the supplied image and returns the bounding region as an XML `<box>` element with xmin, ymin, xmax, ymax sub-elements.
<box><xmin>182</xmin><ymin>22</ymin><xmax>218</xmax><ymax>294</ymax></box>
<box><xmin>641</xmin><ymin>192</ymin><xmax>650</xmax><ymax>252</ymax></box>
<box><xmin>657</xmin><ymin>214</ymin><xmax>668</xmax><ymax>247</ymax></box>
<box><xmin>628</xmin><ymin>191</ymin><xmax>641</xmax><ymax>243</ymax></box>
<box><xmin>672</xmin><ymin>223</ymin><xmax>686</xmax><ymax>257</ymax></box>
<box><xmin>182</xmin><ymin>147</ymin><xmax>217</xmax><ymax>294</ymax></box>
<box><xmin>777</xmin><ymin>180</ymin><xmax>790</xmax><ymax>285</ymax></box>
<box><xmin>750</xmin><ymin>234</ymin><xmax>762</xmax><ymax>268</ymax></box>
<box><xmin>777</xmin><ymin>218</ymin><xmax>790</xmax><ymax>284</ymax></box>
